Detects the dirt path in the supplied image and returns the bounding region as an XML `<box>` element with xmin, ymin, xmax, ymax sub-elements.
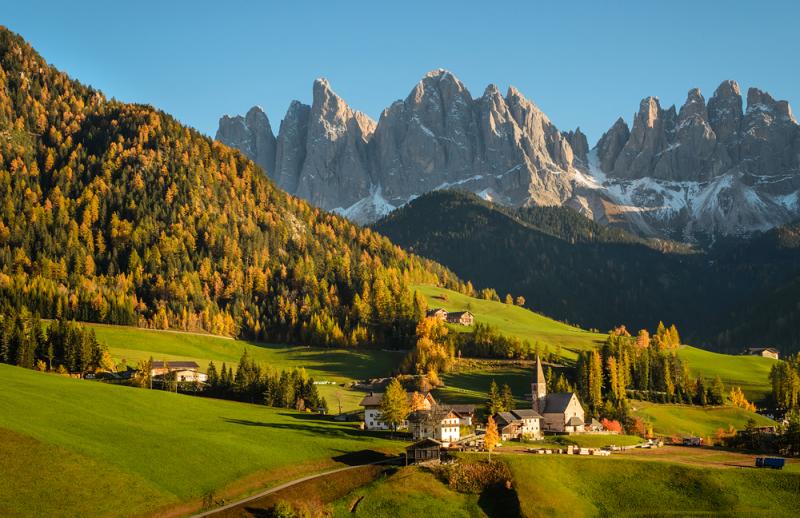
<box><xmin>191</xmin><ymin>457</ymin><xmax>401</xmax><ymax>517</ymax></box>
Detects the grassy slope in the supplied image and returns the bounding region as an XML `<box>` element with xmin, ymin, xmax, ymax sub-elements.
<box><xmin>414</xmin><ymin>284</ymin><xmax>606</xmax><ymax>357</ymax></box>
<box><xmin>678</xmin><ymin>344</ymin><xmax>778</xmax><ymax>401</ymax></box>
<box><xmin>631</xmin><ymin>401</ymin><xmax>777</xmax><ymax>438</ymax></box>
<box><xmin>0</xmin><ymin>428</ymin><xmax>165</xmax><ymax>518</ymax></box>
<box><xmin>415</xmin><ymin>284</ymin><xmax>774</xmax><ymax>401</ymax></box>
<box><xmin>0</xmin><ymin>364</ymin><xmax>402</xmax><ymax>517</ymax></box>
<box><xmin>504</xmin><ymin>455</ymin><xmax>800</xmax><ymax>517</ymax></box>
<box><xmin>88</xmin><ymin>323</ymin><xmax>402</xmax><ymax>412</ymax></box>
<box><xmin>331</xmin><ymin>467</ymin><xmax>485</xmax><ymax>518</ymax></box>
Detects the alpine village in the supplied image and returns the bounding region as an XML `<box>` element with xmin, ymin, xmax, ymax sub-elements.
<box><xmin>2</xmin><ymin>4</ymin><xmax>800</xmax><ymax>518</ymax></box>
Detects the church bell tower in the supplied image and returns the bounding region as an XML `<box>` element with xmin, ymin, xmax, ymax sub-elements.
<box><xmin>532</xmin><ymin>355</ymin><xmax>547</xmax><ymax>414</ymax></box>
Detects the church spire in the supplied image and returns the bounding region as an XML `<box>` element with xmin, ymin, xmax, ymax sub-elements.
<box><xmin>532</xmin><ymin>355</ymin><xmax>547</xmax><ymax>414</ymax></box>
<box><xmin>535</xmin><ymin>355</ymin><xmax>546</xmax><ymax>387</ymax></box>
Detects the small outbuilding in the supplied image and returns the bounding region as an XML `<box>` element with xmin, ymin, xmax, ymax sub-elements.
<box><xmin>745</xmin><ymin>347</ymin><xmax>779</xmax><ymax>360</ymax></box>
<box><xmin>447</xmin><ymin>311</ymin><xmax>475</xmax><ymax>326</ymax></box>
<box><xmin>406</xmin><ymin>438</ymin><xmax>442</xmax><ymax>464</ymax></box>
<box><xmin>426</xmin><ymin>308</ymin><xmax>448</xmax><ymax>321</ymax></box>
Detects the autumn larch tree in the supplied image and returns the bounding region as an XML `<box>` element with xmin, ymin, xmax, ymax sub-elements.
<box><xmin>484</xmin><ymin>415</ymin><xmax>500</xmax><ymax>460</ymax></box>
<box><xmin>380</xmin><ymin>377</ymin><xmax>410</xmax><ymax>435</ymax></box>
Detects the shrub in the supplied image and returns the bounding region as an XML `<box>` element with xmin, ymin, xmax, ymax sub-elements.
<box><xmin>434</xmin><ymin>459</ymin><xmax>513</xmax><ymax>494</ymax></box>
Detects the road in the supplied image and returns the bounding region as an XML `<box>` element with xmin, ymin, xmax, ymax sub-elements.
<box><xmin>190</xmin><ymin>456</ymin><xmax>401</xmax><ymax>517</ymax></box>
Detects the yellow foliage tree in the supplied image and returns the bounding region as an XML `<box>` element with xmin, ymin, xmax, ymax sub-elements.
<box><xmin>484</xmin><ymin>415</ymin><xmax>500</xmax><ymax>459</ymax></box>
<box><xmin>729</xmin><ymin>386</ymin><xmax>756</xmax><ymax>412</ymax></box>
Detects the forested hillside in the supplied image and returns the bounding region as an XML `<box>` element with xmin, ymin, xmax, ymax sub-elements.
<box><xmin>0</xmin><ymin>27</ymin><xmax>464</xmax><ymax>348</ymax></box>
<box><xmin>374</xmin><ymin>191</ymin><xmax>800</xmax><ymax>353</ymax></box>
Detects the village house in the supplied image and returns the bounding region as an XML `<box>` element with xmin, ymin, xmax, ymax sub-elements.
<box><xmin>426</xmin><ymin>308</ymin><xmax>448</xmax><ymax>321</ymax></box>
<box><xmin>149</xmin><ymin>361</ymin><xmax>207</xmax><ymax>383</ymax></box>
<box><xmin>531</xmin><ymin>356</ymin><xmax>585</xmax><ymax>433</ymax></box>
<box><xmin>446</xmin><ymin>311</ymin><xmax>475</xmax><ymax>326</ymax></box>
<box><xmin>407</xmin><ymin>406</ymin><xmax>461</xmax><ymax>445</ymax></box>
<box><xmin>493</xmin><ymin>409</ymin><xmax>543</xmax><ymax>441</ymax></box>
<box><xmin>359</xmin><ymin>391</ymin><xmax>436</xmax><ymax>430</ymax></box>
<box><xmin>494</xmin><ymin>412</ymin><xmax>522</xmax><ymax>441</ymax></box>
<box><xmin>450</xmin><ymin>404</ymin><xmax>477</xmax><ymax>427</ymax></box>
<box><xmin>745</xmin><ymin>347</ymin><xmax>780</xmax><ymax>360</ymax></box>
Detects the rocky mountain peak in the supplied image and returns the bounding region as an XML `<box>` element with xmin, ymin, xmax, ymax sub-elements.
<box><xmin>273</xmin><ymin>100</ymin><xmax>311</xmax><ymax>193</ymax></box>
<box><xmin>714</xmin><ymin>79</ymin><xmax>741</xmax><ymax>100</ymax></box>
<box><xmin>483</xmin><ymin>83</ymin><xmax>502</xmax><ymax>99</ymax></box>
<box><xmin>564</xmin><ymin>127</ymin><xmax>589</xmax><ymax>165</ymax></box>
<box><xmin>595</xmin><ymin>118</ymin><xmax>630</xmax><ymax>173</ymax></box>
<box><xmin>678</xmin><ymin>88</ymin><xmax>707</xmax><ymax>120</ymax></box>
<box><xmin>747</xmin><ymin>87</ymin><xmax>794</xmax><ymax>120</ymax></box>
<box><xmin>215</xmin><ymin>106</ymin><xmax>276</xmax><ymax>176</ymax></box>
<box><xmin>638</xmin><ymin>96</ymin><xmax>663</xmax><ymax>128</ymax></box>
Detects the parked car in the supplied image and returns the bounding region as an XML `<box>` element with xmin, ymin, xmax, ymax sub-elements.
<box><xmin>755</xmin><ymin>457</ymin><xmax>785</xmax><ymax>469</ymax></box>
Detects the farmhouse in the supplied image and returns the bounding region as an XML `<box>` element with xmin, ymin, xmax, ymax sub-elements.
<box><xmin>745</xmin><ymin>347</ymin><xmax>780</xmax><ymax>360</ymax></box>
<box><xmin>531</xmin><ymin>356</ymin><xmax>585</xmax><ymax>433</ymax></box>
<box><xmin>426</xmin><ymin>308</ymin><xmax>448</xmax><ymax>321</ymax></box>
<box><xmin>446</xmin><ymin>311</ymin><xmax>474</xmax><ymax>326</ymax></box>
<box><xmin>359</xmin><ymin>391</ymin><xmax>436</xmax><ymax>430</ymax></box>
<box><xmin>408</xmin><ymin>406</ymin><xmax>461</xmax><ymax>444</ymax></box>
<box><xmin>493</xmin><ymin>409</ymin><xmax>543</xmax><ymax>440</ymax></box>
<box><xmin>149</xmin><ymin>361</ymin><xmax>207</xmax><ymax>383</ymax></box>
<box><xmin>450</xmin><ymin>404</ymin><xmax>477</xmax><ymax>426</ymax></box>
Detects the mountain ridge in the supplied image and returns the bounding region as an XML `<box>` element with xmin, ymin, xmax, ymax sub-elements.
<box><xmin>218</xmin><ymin>71</ymin><xmax>800</xmax><ymax>242</ymax></box>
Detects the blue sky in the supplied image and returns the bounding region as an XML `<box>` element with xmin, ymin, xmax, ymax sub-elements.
<box><xmin>4</xmin><ymin>1</ymin><xmax>798</xmax><ymax>143</ymax></box>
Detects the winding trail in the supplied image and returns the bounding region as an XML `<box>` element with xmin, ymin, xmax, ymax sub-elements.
<box><xmin>191</xmin><ymin>456</ymin><xmax>402</xmax><ymax>517</ymax></box>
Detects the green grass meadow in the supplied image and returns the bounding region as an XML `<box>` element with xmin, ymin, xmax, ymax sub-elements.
<box><xmin>88</xmin><ymin>323</ymin><xmax>403</xmax><ymax>412</ymax></box>
<box><xmin>0</xmin><ymin>364</ymin><xmax>403</xmax><ymax>517</ymax></box>
<box><xmin>631</xmin><ymin>400</ymin><xmax>777</xmax><ymax>438</ymax></box>
<box><xmin>503</xmin><ymin>454</ymin><xmax>800</xmax><ymax>517</ymax></box>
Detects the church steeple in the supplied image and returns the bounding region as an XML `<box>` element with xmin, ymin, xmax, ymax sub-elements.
<box><xmin>532</xmin><ymin>355</ymin><xmax>547</xmax><ymax>414</ymax></box>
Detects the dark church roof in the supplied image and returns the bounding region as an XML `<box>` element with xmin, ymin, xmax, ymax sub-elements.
<box><xmin>543</xmin><ymin>392</ymin><xmax>577</xmax><ymax>414</ymax></box>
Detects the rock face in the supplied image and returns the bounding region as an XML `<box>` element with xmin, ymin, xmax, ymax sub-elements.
<box><xmin>215</xmin><ymin>106</ymin><xmax>276</xmax><ymax>176</ymax></box>
<box><xmin>595</xmin><ymin>80</ymin><xmax>800</xmax><ymax>238</ymax></box>
<box><xmin>218</xmin><ymin>73</ymin><xmax>800</xmax><ymax>240</ymax></box>
<box><xmin>293</xmin><ymin>78</ymin><xmax>375</xmax><ymax>210</ymax></box>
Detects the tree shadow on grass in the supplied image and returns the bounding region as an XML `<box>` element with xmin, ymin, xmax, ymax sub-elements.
<box><xmin>221</xmin><ymin>416</ymin><xmax>405</xmax><ymax>442</ymax></box>
<box><xmin>331</xmin><ymin>450</ymin><xmax>398</xmax><ymax>465</ymax></box>
<box><xmin>478</xmin><ymin>484</ymin><xmax>522</xmax><ymax>518</ymax></box>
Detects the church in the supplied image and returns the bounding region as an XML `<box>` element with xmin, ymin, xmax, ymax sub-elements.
<box><xmin>531</xmin><ymin>356</ymin><xmax>585</xmax><ymax>433</ymax></box>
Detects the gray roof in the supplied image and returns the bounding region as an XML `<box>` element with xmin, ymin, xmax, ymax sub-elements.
<box><xmin>511</xmin><ymin>409</ymin><xmax>542</xmax><ymax>419</ymax></box>
<box><xmin>566</xmin><ymin>416</ymin><xmax>584</xmax><ymax>426</ymax></box>
<box><xmin>448</xmin><ymin>311</ymin><xmax>472</xmax><ymax>318</ymax></box>
<box><xmin>495</xmin><ymin>411</ymin><xmax>520</xmax><ymax>426</ymax></box>
<box><xmin>450</xmin><ymin>404</ymin><xmax>476</xmax><ymax>415</ymax></box>
<box><xmin>359</xmin><ymin>392</ymin><xmax>384</xmax><ymax>407</ymax></box>
<box><xmin>408</xmin><ymin>406</ymin><xmax>457</xmax><ymax>425</ymax></box>
<box><xmin>406</xmin><ymin>438</ymin><xmax>442</xmax><ymax>450</ymax></box>
<box><xmin>543</xmin><ymin>392</ymin><xmax>577</xmax><ymax>414</ymax></box>
<box><xmin>151</xmin><ymin>361</ymin><xmax>199</xmax><ymax>370</ymax></box>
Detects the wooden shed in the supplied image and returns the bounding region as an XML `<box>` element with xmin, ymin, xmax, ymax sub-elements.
<box><xmin>406</xmin><ymin>438</ymin><xmax>443</xmax><ymax>464</ymax></box>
